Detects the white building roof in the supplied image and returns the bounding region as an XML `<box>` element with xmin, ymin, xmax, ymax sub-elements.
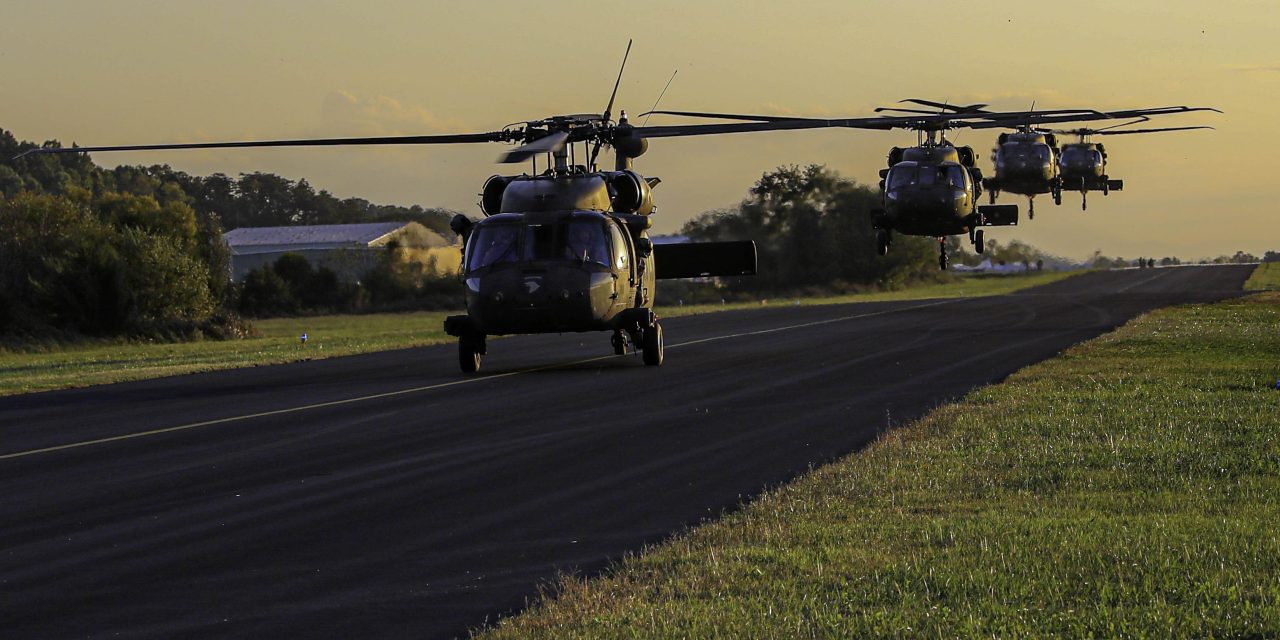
<box><xmin>223</xmin><ymin>222</ymin><xmax>409</xmax><ymax>248</ymax></box>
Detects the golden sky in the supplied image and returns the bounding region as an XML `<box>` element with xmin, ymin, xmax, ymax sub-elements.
<box><xmin>4</xmin><ymin>1</ymin><xmax>1275</xmax><ymax>260</ymax></box>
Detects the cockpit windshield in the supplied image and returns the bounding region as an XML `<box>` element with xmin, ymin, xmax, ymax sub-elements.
<box><xmin>1062</xmin><ymin>147</ymin><xmax>1102</xmax><ymax>165</ymax></box>
<box><xmin>887</xmin><ymin>165</ymin><xmax>968</xmax><ymax>191</ymax></box>
<box><xmin>467</xmin><ymin>224</ymin><xmax>520</xmax><ymax>271</ymax></box>
<box><xmin>1000</xmin><ymin>143</ymin><xmax>1053</xmax><ymax>163</ymax></box>
<box><xmin>466</xmin><ymin>218</ymin><xmax>612</xmax><ymax>271</ymax></box>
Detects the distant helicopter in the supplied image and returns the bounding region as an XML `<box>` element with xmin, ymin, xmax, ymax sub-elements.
<box><xmin>1047</xmin><ymin>119</ymin><xmax>1214</xmax><ymax>210</ymax></box>
<box><xmin>982</xmin><ymin>104</ymin><xmax>1220</xmax><ymax>217</ymax></box>
<box><xmin>642</xmin><ymin>103</ymin><xmax>1134</xmax><ymax>269</ymax></box>
<box><xmin>18</xmin><ymin>42</ymin><xmax>831</xmax><ymax>372</ymax></box>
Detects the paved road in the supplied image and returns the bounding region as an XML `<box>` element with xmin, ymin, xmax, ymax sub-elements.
<box><xmin>0</xmin><ymin>266</ymin><xmax>1251</xmax><ymax>638</ymax></box>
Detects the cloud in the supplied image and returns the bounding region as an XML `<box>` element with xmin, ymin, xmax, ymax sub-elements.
<box><xmin>319</xmin><ymin>91</ymin><xmax>466</xmax><ymax>136</ymax></box>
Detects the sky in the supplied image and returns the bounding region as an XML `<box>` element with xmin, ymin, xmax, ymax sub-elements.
<box><xmin>3</xmin><ymin>0</ymin><xmax>1275</xmax><ymax>261</ymax></box>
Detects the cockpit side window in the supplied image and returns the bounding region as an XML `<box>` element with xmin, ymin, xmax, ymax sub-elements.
<box><xmin>947</xmin><ymin>165</ymin><xmax>968</xmax><ymax>189</ymax></box>
<box><xmin>608</xmin><ymin>222</ymin><xmax>630</xmax><ymax>271</ymax></box>
<box><xmin>466</xmin><ymin>224</ymin><xmax>520</xmax><ymax>271</ymax></box>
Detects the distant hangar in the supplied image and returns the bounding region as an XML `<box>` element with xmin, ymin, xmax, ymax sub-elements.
<box><xmin>223</xmin><ymin>221</ymin><xmax>452</xmax><ymax>281</ymax></box>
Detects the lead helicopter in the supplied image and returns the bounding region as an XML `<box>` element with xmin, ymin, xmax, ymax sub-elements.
<box><xmin>18</xmin><ymin>42</ymin><xmax>833</xmax><ymax>372</ymax></box>
<box><xmin>641</xmin><ymin>103</ymin><xmax>1139</xmax><ymax>269</ymax></box>
<box><xmin>1047</xmin><ymin>118</ymin><xmax>1214</xmax><ymax>210</ymax></box>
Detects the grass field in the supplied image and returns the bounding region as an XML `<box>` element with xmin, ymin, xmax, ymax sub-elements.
<box><xmin>0</xmin><ymin>271</ymin><xmax>1080</xmax><ymax>397</ymax></box>
<box><xmin>481</xmin><ymin>290</ymin><xmax>1280</xmax><ymax>638</ymax></box>
<box><xmin>1245</xmin><ymin>261</ymin><xmax>1280</xmax><ymax>290</ymax></box>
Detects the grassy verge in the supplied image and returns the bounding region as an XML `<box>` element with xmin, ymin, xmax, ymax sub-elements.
<box><xmin>0</xmin><ymin>270</ymin><xmax>1079</xmax><ymax>396</ymax></box>
<box><xmin>659</xmin><ymin>270</ymin><xmax>1079</xmax><ymax>318</ymax></box>
<box><xmin>0</xmin><ymin>312</ymin><xmax>454</xmax><ymax>396</ymax></box>
<box><xmin>1246</xmin><ymin>262</ymin><xmax>1280</xmax><ymax>290</ymax></box>
<box><xmin>482</xmin><ymin>291</ymin><xmax>1280</xmax><ymax>638</ymax></box>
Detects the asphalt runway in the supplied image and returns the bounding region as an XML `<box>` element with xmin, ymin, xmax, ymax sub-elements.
<box><xmin>0</xmin><ymin>265</ymin><xmax>1252</xmax><ymax>638</ymax></box>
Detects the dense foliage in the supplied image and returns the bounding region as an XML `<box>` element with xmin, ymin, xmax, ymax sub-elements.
<box><xmin>681</xmin><ymin>165</ymin><xmax>942</xmax><ymax>293</ymax></box>
<box><xmin>0</xmin><ymin>127</ymin><xmax>463</xmax><ymax>339</ymax></box>
<box><xmin>0</xmin><ymin>129</ymin><xmax>458</xmax><ymax>236</ymax></box>
<box><xmin>237</xmin><ymin>249</ymin><xmax>461</xmax><ymax>317</ymax></box>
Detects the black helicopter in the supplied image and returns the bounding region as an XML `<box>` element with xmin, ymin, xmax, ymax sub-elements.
<box><xmin>1049</xmin><ymin>119</ymin><xmax>1214</xmax><ymax>210</ymax></box>
<box><xmin>17</xmin><ymin>43</ymin><xmax>842</xmax><ymax>373</ymax></box>
<box><xmin>982</xmin><ymin>104</ymin><xmax>1220</xmax><ymax>217</ymax></box>
<box><xmin>641</xmin><ymin>103</ymin><xmax>1136</xmax><ymax>269</ymax></box>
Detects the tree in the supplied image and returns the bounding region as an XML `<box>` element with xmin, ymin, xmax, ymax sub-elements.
<box><xmin>681</xmin><ymin>164</ymin><xmax>937</xmax><ymax>292</ymax></box>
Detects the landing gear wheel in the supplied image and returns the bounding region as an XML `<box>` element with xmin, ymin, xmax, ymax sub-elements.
<box><xmin>459</xmin><ymin>335</ymin><xmax>483</xmax><ymax>373</ymax></box>
<box><xmin>1028</xmin><ymin>198</ymin><xmax>1035</xmax><ymax>220</ymax></box>
<box><xmin>974</xmin><ymin>229</ymin><xmax>985</xmax><ymax>254</ymax></box>
<box><xmin>1102</xmin><ymin>178</ymin><xmax>1110</xmax><ymax>196</ymax></box>
<box><xmin>642</xmin><ymin>322</ymin><xmax>664</xmax><ymax>366</ymax></box>
<box><xmin>1052</xmin><ymin>186</ymin><xmax>1062</xmax><ymax>206</ymax></box>
<box><xmin>611</xmin><ymin>330</ymin><xmax>628</xmax><ymax>356</ymax></box>
<box><xmin>988</xmin><ymin>190</ymin><xmax>997</xmax><ymax>205</ymax></box>
<box><xmin>1082</xmin><ymin>193</ymin><xmax>1088</xmax><ymax>211</ymax></box>
<box><xmin>875</xmin><ymin>228</ymin><xmax>891</xmax><ymax>256</ymax></box>
<box><xmin>937</xmin><ymin>238</ymin><xmax>948</xmax><ymax>271</ymax></box>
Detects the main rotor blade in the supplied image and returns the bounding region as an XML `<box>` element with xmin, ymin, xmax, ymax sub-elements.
<box><xmin>590</xmin><ymin>40</ymin><xmax>633</xmax><ymax>169</ymax></box>
<box><xmin>1100</xmin><ymin>105</ymin><xmax>1223</xmax><ymax>118</ymax></box>
<box><xmin>873</xmin><ymin>107</ymin><xmax>942</xmax><ymax>116</ymax></box>
<box><xmin>645</xmin><ymin>107</ymin><xmax>1114</xmax><ymax>132</ymax></box>
<box><xmin>11</xmin><ymin>131</ymin><xmax>510</xmax><ymax>160</ymax></box>
<box><xmin>631</xmin><ymin>119</ymin><xmax>863</xmax><ymax>139</ymax></box>
<box><xmin>1095</xmin><ymin>125</ymin><xmax>1215</xmax><ymax>136</ymax></box>
<box><xmin>900</xmin><ymin>98</ymin><xmax>989</xmax><ymax>113</ymax></box>
<box><xmin>641</xmin><ymin>109</ymin><xmax>815</xmax><ymax>123</ymax></box>
<box><xmin>498</xmin><ymin>130</ymin><xmax>569</xmax><ymax>163</ymax></box>
<box><xmin>601</xmin><ymin>39</ymin><xmax>632</xmax><ymax>125</ymax></box>
<box><xmin>1093</xmin><ymin>117</ymin><xmax>1150</xmax><ymax>132</ymax></box>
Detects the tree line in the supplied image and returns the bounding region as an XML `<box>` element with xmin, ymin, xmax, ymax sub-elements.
<box><xmin>0</xmin><ymin>129</ymin><xmax>458</xmax><ymax>235</ymax></box>
<box><xmin>0</xmin><ymin>128</ymin><xmax>462</xmax><ymax>342</ymax></box>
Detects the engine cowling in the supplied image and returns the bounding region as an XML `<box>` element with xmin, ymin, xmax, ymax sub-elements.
<box><xmin>608</xmin><ymin>170</ymin><xmax>655</xmax><ymax>215</ymax></box>
<box><xmin>479</xmin><ymin>175</ymin><xmax>510</xmax><ymax>216</ymax></box>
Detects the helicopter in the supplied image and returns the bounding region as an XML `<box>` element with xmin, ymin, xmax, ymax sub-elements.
<box><xmin>16</xmin><ymin>42</ymin><xmax>836</xmax><ymax>373</ymax></box>
<box><xmin>640</xmin><ymin>103</ymin><xmax>1145</xmax><ymax>270</ymax></box>
<box><xmin>1048</xmin><ymin>118</ymin><xmax>1214</xmax><ymax>210</ymax></box>
<box><xmin>981</xmin><ymin>104</ymin><xmax>1220</xmax><ymax>218</ymax></box>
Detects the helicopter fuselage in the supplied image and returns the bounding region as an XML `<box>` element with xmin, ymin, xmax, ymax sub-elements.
<box><xmin>872</xmin><ymin>143</ymin><xmax>1017</xmax><ymax>269</ymax></box>
<box><xmin>458</xmin><ymin>208</ymin><xmax>654</xmax><ymax>336</ymax></box>
<box><xmin>989</xmin><ymin>133</ymin><xmax>1059</xmax><ymax>196</ymax></box>
<box><xmin>880</xmin><ymin>159</ymin><xmax>975</xmax><ymax>236</ymax></box>
<box><xmin>1058</xmin><ymin>142</ymin><xmax>1111</xmax><ymax>190</ymax></box>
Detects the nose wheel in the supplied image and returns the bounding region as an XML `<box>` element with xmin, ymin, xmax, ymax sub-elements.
<box><xmin>1027</xmin><ymin>197</ymin><xmax>1035</xmax><ymax>220</ymax></box>
<box><xmin>972</xmin><ymin>229</ymin><xmax>985</xmax><ymax>254</ymax></box>
<box><xmin>937</xmin><ymin>238</ymin><xmax>949</xmax><ymax>271</ymax></box>
<box><xmin>642</xmin><ymin>321</ymin><xmax>664</xmax><ymax>366</ymax></box>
